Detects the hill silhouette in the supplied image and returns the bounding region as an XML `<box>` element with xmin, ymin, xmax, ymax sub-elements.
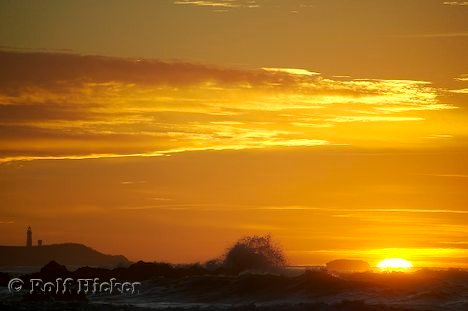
<box><xmin>0</xmin><ymin>243</ymin><xmax>129</xmax><ymax>267</ymax></box>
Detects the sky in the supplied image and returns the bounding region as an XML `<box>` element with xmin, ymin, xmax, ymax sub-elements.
<box><xmin>0</xmin><ymin>0</ymin><xmax>467</xmax><ymax>267</ymax></box>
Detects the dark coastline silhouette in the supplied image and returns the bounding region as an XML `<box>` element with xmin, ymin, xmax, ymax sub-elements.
<box><xmin>0</xmin><ymin>243</ymin><xmax>129</xmax><ymax>267</ymax></box>
<box><xmin>1</xmin><ymin>234</ymin><xmax>468</xmax><ymax>310</ymax></box>
<box><xmin>1</xmin><ymin>259</ymin><xmax>468</xmax><ymax>311</ymax></box>
<box><xmin>0</xmin><ymin>227</ymin><xmax>129</xmax><ymax>268</ymax></box>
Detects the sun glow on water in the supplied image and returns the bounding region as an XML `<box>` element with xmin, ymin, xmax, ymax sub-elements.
<box><xmin>377</xmin><ymin>258</ymin><xmax>413</xmax><ymax>271</ymax></box>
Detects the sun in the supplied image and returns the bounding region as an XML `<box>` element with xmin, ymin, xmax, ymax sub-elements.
<box><xmin>377</xmin><ymin>258</ymin><xmax>413</xmax><ymax>271</ymax></box>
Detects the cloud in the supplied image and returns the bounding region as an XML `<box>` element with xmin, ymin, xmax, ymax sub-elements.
<box><xmin>0</xmin><ymin>51</ymin><xmax>457</xmax><ymax>163</ymax></box>
<box><xmin>326</xmin><ymin>116</ymin><xmax>425</xmax><ymax>123</ymax></box>
<box><xmin>0</xmin><ymin>50</ymin><xmax>289</xmax><ymax>91</ymax></box>
<box><xmin>425</xmin><ymin>134</ymin><xmax>453</xmax><ymax>139</ymax></box>
<box><xmin>255</xmin><ymin>206</ymin><xmax>468</xmax><ymax>214</ymax></box>
<box><xmin>443</xmin><ymin>1</ymin><xmax>468</xmax><ymax>6</ymax></box>
<box><xmin>448</xmin><ymin>88</ymin><xmax>468</xmax><ymax>94</ymax></box>
<box><xmin>428</xmin><ymin>174</ymin><xmax>468</xmax><ymax>178</ymax></box>
<box><xmin>455</xmin><ymin>74</ymin><xmax>468</xmax><ymax>81</ymax></box>
<box><xmin>396</xmin><ymin>32</ymin><xmax>468</xmax><ymax>38</ymax></box>
<box><xmin>262</xmin><ymin>67</ymin><xmax>320</xmax><ymax>76</ymax></box>
<box><xmin>173</xmin><ymin>0</ymin><xmax>260</xmax><ymax>9</ymax></box>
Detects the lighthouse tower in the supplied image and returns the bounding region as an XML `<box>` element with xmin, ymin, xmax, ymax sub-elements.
<box><xmin>26</xmin><ymin>226</ymin><xmax>32</xmax><ymax>247</ymax></box>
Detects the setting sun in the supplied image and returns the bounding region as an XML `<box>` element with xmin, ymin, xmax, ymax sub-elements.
<box><xmin>377</xmin><ymin>258</ymin><xmax>414</xmax><ymax>271</ymax></box>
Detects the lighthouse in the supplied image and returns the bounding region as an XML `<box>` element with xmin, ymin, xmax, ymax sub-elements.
<box><xmin>26</xmin><ymin>226</ymin><xmax>32</xmax><ymax>247</ymax></box>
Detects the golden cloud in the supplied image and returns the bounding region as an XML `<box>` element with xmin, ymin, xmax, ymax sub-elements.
<box><xmin>0</xmin><ymin>51</ymin><xmax>458</xmax><ymax>162</ymax></box>
<box><xmin>173</xmin><ymin>0</ymin><xmax>260</xmax><ymax>9</ymax></box>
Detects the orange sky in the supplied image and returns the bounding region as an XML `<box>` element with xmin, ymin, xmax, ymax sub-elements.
<box><xmin>0</xmin><ymin>0</ymin><xmax>467</xmax><ymax>268</ymax></box>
